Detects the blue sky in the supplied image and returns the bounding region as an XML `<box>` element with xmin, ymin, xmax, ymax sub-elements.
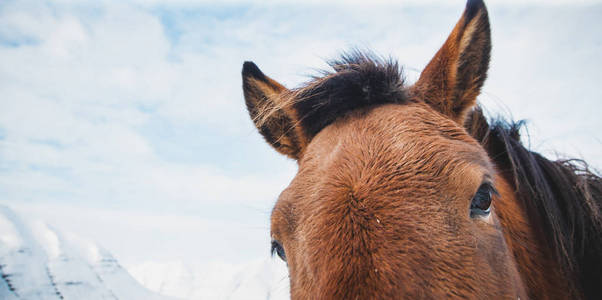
<box><xmin>1</xmin><ymin>0</ymin><xmax>601</xmax><ymax>272</ymax></box>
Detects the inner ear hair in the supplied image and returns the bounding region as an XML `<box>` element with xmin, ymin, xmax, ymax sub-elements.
<box><xmin>242</xmin><ymin>61</ymin><xmax>304</xmax><ymax>159</ymax></box>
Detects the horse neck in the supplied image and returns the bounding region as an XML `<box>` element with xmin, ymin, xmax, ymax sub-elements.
<box><xmin>494</xmin><ymin>173</ymin><xmax>577</xmax><ymax>299</ymax></box>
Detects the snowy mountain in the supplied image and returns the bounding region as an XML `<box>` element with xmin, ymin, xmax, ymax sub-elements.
<box><xmin>0</xmin><ymin>203</ymin><xmax>291</xmax><ymax>300</ymax></box>
<box><xmin>0</xmin><ymin>204</ymin><xmax>171</xmax><ymax>300</ymax></box>
<box><xmin>129</xmin><ymin>257</ymin><xmax>290</xmax><ymax>299</ymax></box>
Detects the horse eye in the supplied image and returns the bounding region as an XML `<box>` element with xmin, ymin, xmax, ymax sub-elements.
<box><xmin>271</xmin><ymin>240</ymin><xmax>286</xmax><ymax>262</ymax></box>
<box><xmin>470</xmin><ymin>183</ymin><xmax>496</xmax><ymax>218</ymax></box>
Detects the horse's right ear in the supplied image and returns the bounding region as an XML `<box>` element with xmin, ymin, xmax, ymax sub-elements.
<box><xmin>242</xmin><ymin>61</ymin><xmax>303</xmax><ymax>160</ymax></box>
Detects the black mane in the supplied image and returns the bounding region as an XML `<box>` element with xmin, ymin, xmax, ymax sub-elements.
<box><xmin>292</xmin><ymin>51</ymin><xmax>407</xmax><ymax>138</ymax></box>
<box><xmin>465</xmin><ymin>108</ymin><xmax>602</xmax><ymax>299</ymax></box>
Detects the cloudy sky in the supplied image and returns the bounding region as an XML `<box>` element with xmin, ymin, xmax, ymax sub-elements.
<box><xmin>1</xmin><ymin>0</ymin><xmax>601</xmax><ymax>280</ymax></box>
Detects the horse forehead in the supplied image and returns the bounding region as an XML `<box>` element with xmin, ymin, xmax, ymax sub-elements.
<box><xmin>282</xmin><ymin>104</ymin><xmax>492</xmax><ymax>228</ymax></box>
<box><xmin>300</xmin><ymin>103</ymin><xmax>488</xmax><ymax>172</ymax></box>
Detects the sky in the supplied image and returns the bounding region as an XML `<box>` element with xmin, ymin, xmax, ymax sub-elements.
<box><xmin>0</xmin><ymin>0</ymin><xmax>601</xmax><ymax>283</ymax></box>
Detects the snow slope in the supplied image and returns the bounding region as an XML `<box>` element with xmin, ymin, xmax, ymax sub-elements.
<box><xmin>129</xmin><ymin>258</ymin><xmax>290</xmax><ymax>300</ymax></box>
<box><xmin>0</xmin><ymin>205</ymin><xmax>171</xmax><ymax>300</ymax></box>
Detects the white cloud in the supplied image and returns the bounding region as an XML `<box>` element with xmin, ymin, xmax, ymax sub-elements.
<box><xmin>0</xmin><ymin>0</ymin><xmax>600</xmax><ymax>287</ymax></box>
<box><xmin>0</xmin><ymin>0</ymin><xmax>298</xmax><ymax>210</ymax></box>
<box><xmin>10</xmin><ymin>202</ymin><xmax>276</xmax><ymax>267</ymax></box>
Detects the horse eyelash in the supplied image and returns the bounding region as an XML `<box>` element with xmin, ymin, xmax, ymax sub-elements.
<box><xmin>486</xmin><ymin>183</ymin><xmax>500</xmax><ymax>197</ymax></box>
<box><xmin>479</xmin><ymin>179</ymin><xmax>499</xmax><ymax>197</ymax></box>
<box><xmin>270</xmin><ymin>240</ymin><xmax>279</xmax><ymax>257</ymax></box>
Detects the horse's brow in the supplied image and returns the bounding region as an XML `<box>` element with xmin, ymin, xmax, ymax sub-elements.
<box><xmin>465</xmin><ymin>156</ymin><xmax>495</xmax><ymax>180</ymax></box>
<box><xmin>272</xmin><ymin>198</ymin><xmax>297</xmax><ymax>230</ymax></box>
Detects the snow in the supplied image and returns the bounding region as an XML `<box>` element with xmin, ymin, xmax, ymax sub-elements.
<box><xmin>128</xmin><ymin>258</ymin><xmax>290</xmax><ymax>300</ymax></box>
<box><xmin>0</xmin><ymin>204</ymin><xmax>291</xmax><ymax>299</ymax></box>
<box><xmin>0</xmin><ymin>204</ymin><xmax>172</xmax><ymax>300</ymax></box>
<box><xmin>222</xmin><ymin>259</ymin><xmax>290</xmax><ymax>300</ymax></box>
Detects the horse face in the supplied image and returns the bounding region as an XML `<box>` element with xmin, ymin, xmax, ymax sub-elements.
<box><xmin>270</xmin><ymin>103</ymin><xmax>524</xmax><ymax>298</ymax></box>
<box><xmin>242</xmin><ymin>0</ymin><xmax>525</xmax><ymax>298</ymax></box>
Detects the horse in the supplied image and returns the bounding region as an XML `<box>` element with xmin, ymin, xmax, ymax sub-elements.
<box><xmin>241</xmin><ymin>0</ymin><xmax>602</xmax><ymax>298</ymax></box>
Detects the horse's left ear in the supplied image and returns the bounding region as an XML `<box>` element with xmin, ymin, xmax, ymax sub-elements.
<box><xmin>411</xmin><ymin>0</ymin><xmax>491</xmax><ymax>124</ymax></box>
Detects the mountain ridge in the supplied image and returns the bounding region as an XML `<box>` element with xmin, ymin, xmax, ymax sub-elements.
<box><xmin>0</xmin><ymin>204</ymin><xmax>172</xmax><ymax>300</ymax></box>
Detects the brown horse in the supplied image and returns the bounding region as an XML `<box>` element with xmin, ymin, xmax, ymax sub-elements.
<box><xmin>241</xmin><ymin>0</ymin><xmax>602</xmax><ymax>299</ymax></box>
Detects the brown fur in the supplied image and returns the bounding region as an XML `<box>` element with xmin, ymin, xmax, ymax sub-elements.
<box><xmin>465</xmin><ymin>109</ymin><xmax>602</xmax><ymax>299</ymax></box>
<box><xmin>241</xmin><ymin>0</ymin><xmax>601</xmax><ymax>298</ymax></box>
<box><xmin>272</xmin><ymin>103</ymin><xmax>525</xmax><ymax>299</ymax></box>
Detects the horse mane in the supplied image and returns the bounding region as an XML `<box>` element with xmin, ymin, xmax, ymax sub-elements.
<box><xmin>256</xmin><ymin>51</ymin><xmax>407</xmax><ymax>139</ymax></box>
<box><xmin>293</xmin><ymin>51</ymin><xmax>407</xmax><ymax>138</ymax></box>
<box><xmin>465</xmin><ymin>108</ymin><xmax>602</xmax><ymax>298</ymax></box>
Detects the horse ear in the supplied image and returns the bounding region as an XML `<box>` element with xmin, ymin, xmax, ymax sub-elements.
<box><xmin>242</xmin><ymin>61</ymin><xmax>303</xmax><ymax>159</ymax></box>
<box><xmin>411</xmin><ymin>0</ymin><xmax>491</xmax><ymax>124</ymax></box>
